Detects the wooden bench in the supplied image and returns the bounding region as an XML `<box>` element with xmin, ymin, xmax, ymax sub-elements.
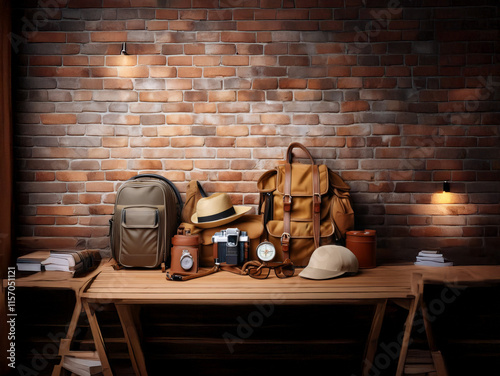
<box><xmin>81</xmin><ymin>264</ymin><xmax>423</xmax><ymax>376</ymax></box>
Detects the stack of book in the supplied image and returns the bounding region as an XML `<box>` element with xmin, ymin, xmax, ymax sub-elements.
<box><xmin>16</xmin><ymin>250</ymin><xmax>101</xmax><ymax>276</ymax></box>
<box><xmin>414</xmin><ymin>250</ymin><xmax>453</xmax><ymax>267</ymax></box>
<box><xmin>16</xmin><ymin>251</ymin><xmax>49</xmax><ymax>272</ymax></box>
<box><xmin>62</xmin><ymin>356</ymin><xmax>102</xmax><ymax>376</ymax></box>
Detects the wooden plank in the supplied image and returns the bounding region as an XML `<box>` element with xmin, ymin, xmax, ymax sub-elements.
<box><xmin>362</xmin><ymin>299</ymin><xmax>387</xmax><ymax>376</ymax></box>
<box><xmin>116</xmin><ymin>305</ymin><xmax>147</xmax><ymax>376</ymax></box>
<box><xmin>82</xmin><ymin>299</ymin><xmax>113</xmax><ymax>376</ymax></box>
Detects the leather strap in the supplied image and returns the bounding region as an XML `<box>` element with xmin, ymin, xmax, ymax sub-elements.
<box><xmin>166</xmin><ymin>265</ymin><xmax>219</xmax><ymax>281</ymax></box>
<box><xmin>282</xmin><ymin>143</ymin><xmax>322</xmax><ymax>257</ymax></box>
<box><xmin>166</xmin><ymin>263</ymin><xmax>249</xmax><ymax>281</ymax></box>
<box><xmin>282</xmin><ymin>162</ymin><xmax>292</xmax><ymax>260</ymax></box>
<box><xmin>312</xmin><ymin>164</ymin><xmax>321</xmax><ymax>249</ymax></box>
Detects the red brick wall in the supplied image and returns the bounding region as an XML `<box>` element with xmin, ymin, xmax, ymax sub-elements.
<box><xmin>11</xmin><ymin>0</ymin><xmax>500</xmax><ymax>264</ymax></box>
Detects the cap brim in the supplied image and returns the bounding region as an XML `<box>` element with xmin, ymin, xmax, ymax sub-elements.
<box><xmin>298</xmin><ymin>267</ymin><xmax>347</xmax><ymax>280</ymax></box>
<box><xmin>191</xmin><ymin>206</ymin><xmax>252</xmax><ymax>229</ymax></box>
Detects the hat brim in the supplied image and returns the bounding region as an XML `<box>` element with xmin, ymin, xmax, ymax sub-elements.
<box><xmin>191</xmin><ymin>206</ymin><xmax>252</xmax><ymax>229</ymax></box>
<box><xmin>298</xmin><ymin>267</ymin><xmax>347</xmax><ymax>280</ymax></box>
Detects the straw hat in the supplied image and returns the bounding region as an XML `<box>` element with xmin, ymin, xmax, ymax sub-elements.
<box><xmin>191</xmin><ymin>192</ymin><xmax>252</xmax><ymax>228</ymax></box>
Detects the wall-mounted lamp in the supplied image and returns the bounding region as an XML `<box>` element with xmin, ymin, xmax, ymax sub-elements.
<box><xmin>443</xmin><ymin>181</ymin><xmax>450</xmax><ymax>193</ymax></box>
<box><xmin>120</xmin><ymin>42</ymin><xmax>128</xmax><ymax>55</ymax></box>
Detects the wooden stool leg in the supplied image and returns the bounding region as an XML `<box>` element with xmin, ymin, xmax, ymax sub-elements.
<box><xmin>83</xmin><ymin>299</ymin><xmax>113</xmax><ymax>376</ymax></box>
<box><xmin>362</xmin><ymin>299</ymin><xmax>388</xmax><ymax>376</ymax></box>
<box><xmin>116</xmin><ymin>304</ymin><xmax>148</xmax><ymax>376</ymax></box>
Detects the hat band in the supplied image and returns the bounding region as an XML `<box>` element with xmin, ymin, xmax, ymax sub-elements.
<box><xmin>198</xmin><ymin>207</ymin><xmax>236</xmax><ymax>223</ymax></box>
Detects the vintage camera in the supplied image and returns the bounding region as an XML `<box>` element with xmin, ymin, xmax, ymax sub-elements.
<box><xmin>212</xmin><ymin>228</ymin><xmax>249</xmax><ymax>266</ymax></box>
<box><xmin>170</xmin><ymin>228</ymin><xmax>200</xmax><ymax>275</ymax></box>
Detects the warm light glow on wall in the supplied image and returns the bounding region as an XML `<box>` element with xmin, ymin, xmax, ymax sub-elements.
<box><xmin>431</xmin><ymin>192</ymin><xmax>454</xmax><ymax>205</ymax></box>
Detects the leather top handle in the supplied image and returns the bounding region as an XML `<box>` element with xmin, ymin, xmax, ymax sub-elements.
<box><xmin>286</xmin><ymin>142</ymin><xmax>315</xmax><ymax>164</ymax></box>
<box><xmin>128</xmin><ymin>173</ymin><xmax>183</xmax><ymax>223</ymax></box>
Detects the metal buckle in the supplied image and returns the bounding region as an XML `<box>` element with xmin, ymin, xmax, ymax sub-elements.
<box><xmin>283</xmin><ymin>194</ymin><xmax>292</xmax><ymax>212</ymax></box>
<box><xmin>280</xmin><ymin>232</ymin><xmax>290</xmax><ymax>244</ymax></box>
<box><xmin>313</xmin><ymin>193</ymin><xmax>321</xmax><ymax>213</ymax></box>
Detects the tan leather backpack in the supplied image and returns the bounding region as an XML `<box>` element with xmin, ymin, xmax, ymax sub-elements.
<box><xmin>257</xmin><ymin>143</ymin><xmax>354</xmax><ymax>266</ymax></box>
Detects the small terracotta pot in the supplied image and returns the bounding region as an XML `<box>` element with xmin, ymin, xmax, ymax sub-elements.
<box><xmin>346</xmin><ymin>229</ymin><xmax>377</xmax><ymax>269</ymax></box>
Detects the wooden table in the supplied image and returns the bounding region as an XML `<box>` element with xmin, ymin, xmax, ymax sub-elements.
<box><xmin>81</xmin><ymin>264</ymin><xmax>423</xmax><ymax>376</ymax></box>
<box><xmin>407</xmin><ymin>265</ymin><xmax>500</xmax><ymax>376</ymax></box>
<box><xmin>2</xmin><ymin>259</ymin><xmax>110</xmax><ymax>376</ymax></box>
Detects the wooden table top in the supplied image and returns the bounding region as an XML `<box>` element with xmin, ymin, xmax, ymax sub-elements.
<box><xmin>9</xmin><ymin>262</ymin><xmax>499</xmax><ymax>304</ymax></box>
<box><xmin>82</xmin><ymin>264</ymin><xmax>426</xmax><ymax>304</ymax></box>
<box><xmin>3</xmin><ymin>258</ymin><xmax>111</xmax><ymax>291</ymax></box>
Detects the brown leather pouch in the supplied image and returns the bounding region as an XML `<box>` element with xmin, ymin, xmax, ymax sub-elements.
<box><xmin>170</xmin><ymin>227</ymin><xmax>200</xmax><ymax>276</ymax></box>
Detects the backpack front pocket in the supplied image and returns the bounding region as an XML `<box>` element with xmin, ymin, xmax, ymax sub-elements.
<box><xmin>119</xmin><ymin>206</ymin><xmax>160</xmax><ymax>267</ymax></box>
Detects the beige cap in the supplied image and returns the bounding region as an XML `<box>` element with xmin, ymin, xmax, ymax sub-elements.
<box><xmin>299</xmin><ymin>245</ymin><xmax>359</xmax><ymax>280</ymax></box>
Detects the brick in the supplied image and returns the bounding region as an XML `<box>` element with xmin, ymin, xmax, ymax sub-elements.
<box><xmin>103</xmin><ymin>79</ymin><xmax>133</xmax><ymax>90</ymax></box>
<box><xmin>40</xmin><ymin>114</ymin><xmax>77</xmax><ymax>125</ymax></box>
<box><xmin>177</xmin><ymin>67</ymin><xmax>202</xmax><ymax>78</ymax></box>
<box><xmin>129</xmin><ymin>160</ymin><xmax>163</xmax><ymax>170</ymax></box>
<box><xmin>139</xmin><ymin>55</ymin><xmax>167</xmax><ymax>65</ymax></box>
<box><xmin>149</xmin><ymin>66</ymin><xmax>177</xmax><ymax>78</ymax></box>
<box><xmin>103</xmin><ymin>114</ymin><xmax>140</xmax><ymax>125</ymax></box>
<box><xmin>170</xmin><ymin>137</ymin><xmax>205</xmax><ymax>147</ymax></box>
<box><xmin>294</xmin><ymin>91</ymin><xmax>321</xmax><ymax>101</ymax></box>
<box><xmin>156</xmin><ymin>9</ymin><xmax>178</xmax><ymax>19</ymax></box>
<box><xmin>139</xmin><ymin>91</ymin><xmax>182</xmax><ymax>102</ymax></box>
<box><xmin>94</xmin><ymin>90</ymin><xmax>138</xmax><ymax>102</ymax></box>
<box><xmin>63</xmin><ymin>56</ymin><xmax>89</xmax><ymax>66</ymax></box>
<box><xmin>218</xmin><ymin>103</ymin><xmax>250</xmax><ymax>113</ymax></box>
<box><xmin>279</xmin><ymin>78</ymin><xmax>307</xmax><ymax>89</ymax></box>
<box><xmin>206</xmin><ymin>44</ymin><xmax>236</xmax><ymax>55</ymax></box>
<box><xmin>217</xmin><ymin>125</ymin><xmax>249</xmax><ymax>137</ymax></box>
<box><xmin>169</xmin><ymin>21</ymin><xmax>195</xmax><ymax>31</ymax></box>
<box><xmin>91</xmin><ymin>32</ymin><xmax>128</xmax><ymax>42</ymax></box>
<box><xmin>352</xmin><ymin>66</ymin><xmax>385</xmax><ymax>77</ymax></box>
<box><xmin>166</xmin><ymin>114</ymin><xmax>194</xmax><ymax>125</ymax></box>
<box><xmin>209</xmin><ymin>91</ymin><xmax>236</xmax><ymax>102</ymax></box>
<box><xmin>267</xmin><ymin>90</ymin><xmax>293</xmax><ymax>101</ymax></box>
<box><xmin>293</xmin><ymin>114</ymin><xmax>319</xmax><ymax>125</ymax></box>
<box><xmin>194</xmin><ymin>103</ymin><xmax>217</xmax><ymax>113</ymax></box>
<box><xmin>184</xmin><ymin>91</ymin><xmax>208</xmax><ymax>102</ymax></box>
<box><xmin>238</xmin><ymin>90</ymin><xmax>265</xmax><ymax>101</ymax></box>
<box><xmin>163</xmin><ymin>160</ymin><xmax>193</xmax><ymax>170</ymax></box>
<box><xmin>261</xmin><ymin>114</ymin><xmax>290</xmax><ymax>125</ymax></box>
<box><xmin>222</xmin><ymin>56</ymin><xmax>249</xmax><ymax>66</ymax></box>
<box><xmin>340</xmin><ymin>101</ymin><xmax>370</xmax><ymax>112</ymax></box>
<box><xmin>221</xmin><ymin>32</ymin><xmax>256</xmax><ymax>43</ymax></box>
<box><xmin>193</xmin><ymin>56</ymin><xmax>220</xmax><ymax>66</ymax></box>
<box><xmin>106</xmin><ymin>55</ymin><xmax>137</xmax><ymax>66</ymax></box>
<box><xmin>204</xmin><ymin>67</ymin><xmax>236</xmax><ymax>77</ymax></box>
<box><xmin>180</xmin><ymin>9</ymin><xmax>207</xmax><ymax>20</ymax></box>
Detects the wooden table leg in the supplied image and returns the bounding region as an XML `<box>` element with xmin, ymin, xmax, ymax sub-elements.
<box><xmin>362</xmin><ymin>299</ymin><xmax>388</xmax><ymax>376</ymax></box>
<box><xmin>116</xmin><ymin>304</ymin><xmax>148</xmax><ymax>376</ymax></box>
<box><xmin>82</xmin><ymin>299</ymin><xmax>113</xmax><ymax>376</ymax></box>
<box><xmin>421</xmin><ymin>289</ymin><xmax>449</xmax><ymax>376</ymax></box>
<box><xmin>396</xmin><ymin>273</ymin><xmax>423</xmax><ymax>376</ymax></box>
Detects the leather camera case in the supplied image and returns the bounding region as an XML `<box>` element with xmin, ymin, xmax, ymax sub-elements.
<box><xmin>170</xmin><ymin>229</ymin><xmax>200</xmax><ymax>276</ymax></box>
